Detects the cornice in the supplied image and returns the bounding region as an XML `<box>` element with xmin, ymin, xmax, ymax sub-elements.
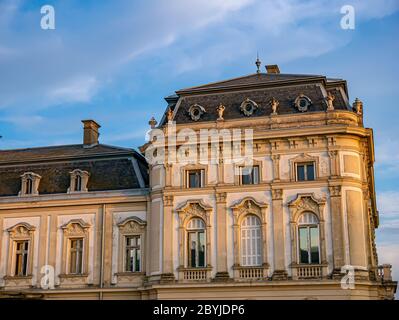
<box><xmin>0</xmin><ymin>189</ymin><xmax>149</xmax><ymax>210</ymax></box>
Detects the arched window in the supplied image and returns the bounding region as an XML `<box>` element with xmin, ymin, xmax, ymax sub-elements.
<box><xmin>74</xmin><ymin>175</ymin><xmax>82</xmax><ymax>192</ymax></box>
<box><xmin>298</xmin><ymin>212</ymin><xmax>320</xmax><ymax>264</ymax></box>
<box><xmin>187</xmin><ymin>218</ymin><xmax>206</xmax><ymax>268</ymax></box>
<box><xmin>26</xmin><ymin>177</ymin><xmax>33</xmax><ymax>195</ymax></box>
<box><xmin>240</xmin><ymin>215</ymin><xmax>262</xmax><ymax>266</ymax></box>
<box><xmin>68</xmin><ymin>169</ymin><xmax>90</xmax><ymax>193</ymax></box>
<box><xmin>19</xmin><ymin>172</ymin><xmax>41</xmax><ymax>196</ymax></box>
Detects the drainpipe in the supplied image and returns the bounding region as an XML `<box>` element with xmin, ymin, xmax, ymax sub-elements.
<box><xmin>99</xmin><ymin>204</ymin><xmax>106</xmax><ymax>300</ymax></box>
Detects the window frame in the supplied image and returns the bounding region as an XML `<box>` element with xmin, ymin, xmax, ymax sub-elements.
<box><xmin>124</xmin><ymin>235</ymin><xmax>142</xmax><ymax>273</ymax></box>
<box><xmin>19</xmin><ymin>172</ymin><xmax>41</xmax><ymax>196</ymax></box>
<box><xmin>240</xmin><ymin>165</ymin><xmax>260</xmax><ymax>185</ymax></box>
<box><xmin>61</xmin><ymin>219</ymin><xmax>90</xmax><ymax>277</ymax></box>
<box><xmin>68</xmin><ymin>169</ymin><xmax>90</xmax><ymax>193</ymax></box>
<box><xmin>117</xmin><ymin>217</ymin><xmax>147</xmax><ymax>275</ymax></box>
<box><xmin>297</xmin><ymin>223</ymin><xmax>321</xmax><ymax>265</ymax></box>
<box><xmin>295</xmin><ymin>162</ymin><xmax>316</xmax><ymax>181</ymax></box>
<box><xmin>186</xmin><ymin>169</ymin><xmax>205</xmax><ymax>188</ymax></box>
<box><xmin>186</xmin><ymin>218</ymin><xmax>206</xmax><ymax>268</ymax></box>
<box><xmin>240</xmin><ymin>215</ymin><xmax>262</xmax><ymax>267</ymax></box>
<box><xmin>14</xmin><ymin>240</ymin><xmax>30</xmax><ymax>276</ymax></box>
<box><xmin>6</xmin><ymin>222</ymin><xmax>36</xmax><ymax>278</ymax></box>
<box><xmin>68</xmin><ymin>237</ymin><xmax>84</xmax><ymax>274</ymax></box>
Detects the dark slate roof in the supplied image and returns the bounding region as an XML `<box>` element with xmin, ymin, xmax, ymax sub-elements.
<box><xmin>160</xmin><ymin>72</ymin><xmax>350</xmax><ymax>125</ymax></box>
<box><xmin>0</xmin><ymin>144</ymin><xmax>133</xmax><ymax>164</ymax></box>
<box><xmin>177</xmin><ymin>73</ymin><xmax>326</xmax><ymax>93</ymax></box>
<box><xmin>0</xmin><ymin>144</ymin><xmax>148</xmax><ymax>197</ymax></box>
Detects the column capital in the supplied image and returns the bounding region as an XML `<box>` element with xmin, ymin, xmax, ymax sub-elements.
<box><xmin>329</xmin><ymin>185</ymin><xmax>342</xmax><ymax>197</ymax></box>
<box><xmin>163</xmin><ymin>194</ymin><xmax>174</xmax><ymax>206</ymax></box>
<box><xmin>215</xmin><ymin>192</ymin><xmax>227</xmax><ymax>203</ymax></box>
<box><xmin>271</xmin><ymin>188</ymin><xmax>283</xmax><ymax>200</ymax></box>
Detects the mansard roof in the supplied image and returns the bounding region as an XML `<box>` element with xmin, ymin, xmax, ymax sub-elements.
<box><xmin>0</xmin><ymin>144</ymin><xmax>149</xmax><ymax>197</ymax></box>
<box><xmin>160</xmin><ymin>71</ymin><xmax>351</xmax><ymax>125</ymax></box>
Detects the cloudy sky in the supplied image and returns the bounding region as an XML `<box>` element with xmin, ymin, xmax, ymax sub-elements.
<box><xmin>0</xmin><ymin>0</ymin><xmax>398</xmax><ymax>293</ymax></box>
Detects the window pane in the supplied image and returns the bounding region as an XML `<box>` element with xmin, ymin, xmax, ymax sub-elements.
<box><xmin>299</xmin><ymin>227</ymin><xmax>309</xmax><ymax>264</ymax></box>
<box><xmin>188</xmin><ymin>232</ymin><xmax>197</xmax><ymax>267</ymax></box>
<box><xmin>310</xmin><ymin>227</ymin><xmax>320</xmax><ymax>264</ymax></box>
<box><xmin>15</xmin><ymin>253</ymin><xmax>22</xmax><ymax>275</ymax></box>
<box><xmin>188</xmin><ymin>171</ymin><xmax>202</xmax><ymax>188</ymax></box>
<box><xmin>253</xmin><ymin>166</ymin><xmax>259</xmax><ymax>184</ymax></box>
<box><xmin>70</xmin><ymin>250</ymin><xmax>77</xmax><ymax>273</ymax></box>
<box><xmin>135</xmin><ymin>248</ymin><xmax>141</xmax><ymax>271</ymax></box>
<box><xmin>297</xmin><ymin>165</ymin><xmax>305</xmax><ymax>181</ymax></box>
<box><xmin>307</xmin><ymin>164</ymin><xmax>315</xmax><ymax>181</ymax></box>
<box><xmin>241</xmin><ymin>216</ymin><xmax>262</xmax><ymax>266</ymax></box>
<box><xmin>198</xmin><ymin>232</ymin><xmax>205</xmax><ymax>267</ymax></box>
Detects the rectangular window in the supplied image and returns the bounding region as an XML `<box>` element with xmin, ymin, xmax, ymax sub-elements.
<box><xmin>188</xmin><ymin>231</ymin><xmax>205</xmax><ymax>267</ymax></box>
<box><xmin>14</xmin><ymin>240</ymin><xmax>29</xmax><ymax>276</ymax></box>
<box><xmin>69</xmin><ymin>238</ymin><xmax>83</xmax><ymax>274</ymax></box>
<box><xmin>240</xmin><ymin>166</ymin><xmax>259</xmax><ymax>185</ymax></box>
<box><xmin>187</xmin><ymin>169</ymin><xmax>204</xmax><ymax>188</ymax></box>
<box><xmin>296</xmin><ymin>162</ymin><xmax>315</xmax><ymax>181</ymax></box>
<box><xmin>74</xmin><ymin>175</ymin><xmax>82</xmax><ymax>191</ymax></box>
<box><xmin>26</xmin><ymin>178</ymin><xmax>33</xmax><ymax>194</ymax></box>
<box><xmin>125</xmin><ymin>235</ymin><xmax>141</xmax><ymax>272</ymax></box>
<box><xmin>299</xmin><ymin>226</ymin><xmax>320</xmax><ymax>264</ymax></box>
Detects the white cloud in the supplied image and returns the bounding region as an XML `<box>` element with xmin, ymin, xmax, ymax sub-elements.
<box><xmin>48</xmin><ymin>76</ymin><xmax>98</xmax><ymax>104</ymax></box>
<box><xmin>0</xmin><ymin>0</ymin><xmax>398</xmax><ymax>129</ymax></box>
<box><xmin>378</xmin><ymin>191</ymin><xmax>399</xmax><ymax>215</ymax></box>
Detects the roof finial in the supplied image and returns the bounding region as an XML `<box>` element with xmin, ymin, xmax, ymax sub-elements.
<box><xmin>255</xmin><ymin>52</ymin><xmax>261</xmax><ymax>74</ymax></box>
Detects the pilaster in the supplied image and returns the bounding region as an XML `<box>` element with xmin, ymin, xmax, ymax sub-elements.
<box><xmin>271</xmin><ymin>188</ymin><xmax>288</xmax><ymax>280</ymax></box>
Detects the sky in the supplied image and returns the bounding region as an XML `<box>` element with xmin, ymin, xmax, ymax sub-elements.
<box><xmin>0</xmin><ymin>0</ymin><xmax>398</xmax><ymax>295</ymax></box>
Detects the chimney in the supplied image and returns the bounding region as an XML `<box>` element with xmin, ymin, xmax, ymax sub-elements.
<box><xmin>265</xmin><ymin>64</ymin><xmax>280</xmax><ymax>74</ymax></box>
<box><xmin>82</xmin><ymin>120</ymin><xmax>101</xmax><ymax>147</ymax></box>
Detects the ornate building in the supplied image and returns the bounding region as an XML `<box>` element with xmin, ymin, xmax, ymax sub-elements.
<box><xmin>0</xmin><ymin>66</ymin><xmax>396</xmax><ymax>299</ymax></box>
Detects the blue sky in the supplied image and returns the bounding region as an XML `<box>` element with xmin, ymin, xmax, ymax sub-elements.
<box><xmin>0</xmin><ymin>0</ymin><xmax>398</xmax><ymax>291</ymax></box>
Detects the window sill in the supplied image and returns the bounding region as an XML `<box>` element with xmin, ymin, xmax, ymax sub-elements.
<box><xmin>115</xmin><ymin>272</ymin><xmax>145</xmax><ymax>276</ymax></box>
<box><xmin>58</xmin><ymin>273</ymin><xmax>89</xmax><ymax>278</ymax></box>
<box><xmin>3</xmin><ymin>275</ymin><xmax>33</xmax><ymax>280</ymax></box>
<box><xmin>3</xmin><ymin>275</ymin><xmax>33</xmax><ymax>287</ymax></box>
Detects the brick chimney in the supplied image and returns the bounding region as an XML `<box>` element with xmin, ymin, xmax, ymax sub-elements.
<box><xmin>82</xmin><ymin>120</ymin><xmax>100</xmax><ymax>147</ymax></box>
<box><xmin>265</xmin><ymin>64</ymin><xmax>280</xmax><ymax>74</ymax></box>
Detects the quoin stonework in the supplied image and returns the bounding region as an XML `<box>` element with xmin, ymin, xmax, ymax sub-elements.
<box><xmin>0</xmin><ymin>65</ymin><xmax>396</xmax><ymax>299</ymax></box>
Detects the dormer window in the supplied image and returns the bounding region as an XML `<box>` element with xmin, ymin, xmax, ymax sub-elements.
<box><xmin>68</xmin><ymin>169</ymin><xmax>90</xmax><ymax>193</ymax></box>
<box><xmin>19</xmin><ymin>172</ymin><xmax>41</xmax><ymax>196</ymax></box>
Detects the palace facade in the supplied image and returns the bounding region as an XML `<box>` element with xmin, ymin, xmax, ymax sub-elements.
<box><xmin>0</xmin><ymin>66</ymin><xmax>396</xmax><ymax>299</ymax></box>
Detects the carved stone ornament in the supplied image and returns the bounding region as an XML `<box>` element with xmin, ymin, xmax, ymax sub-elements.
<box><xmin>188</xmin><ymin>104</ymin><xmax>206</xmax><ymax>121</ymax></box>
<box><xmin>288</xmin><ymin>193</ymin><xmax>326</xmax><ymax>222</ymax></box>
<box><xmin>117</xmin><ymin>217</ymin><xmax>147</xmax><ymax>233</ymax></box>
<box><xmin>270</xmin><ymin>97</ymin><xmax>279</xmax><ymax>115</ymax></box>
<box><xmin>294</xmin><ymin>94</ymin><xmax>312</xmax><ymax>112</ymax></box>
<box><xmin>230</xmin><ymin>197</ymin><xmax>268</xmax><ymax>222</ymax></box>
<box><xmin>61</xmin><ymin>219</ymin><xmax>90</xmax><ymax>236</ymax></box>
<box><xmin>239</xmin><ymin>98</ymin><xmax>258</xmax><ymax>116</ymax></box>
<box><xmin>176</xmin><ymin>199</ymin><xmax>212</xmax><ymax>226</ymax></box>
<box><xmin>329</xmin><ymin>185</ymin><xmax>341</xmax><ymax>197</ymax></box>
<box><xmin>149</xmin><ymin>116</ymin><xmax>157</xmax><ymax>128</ymax></box>
<box><xmin>216</xmin><ymin>104</ymin><xmax>225</xmax><ymax>120</ymax></box>
<box><xmin>326</xmin><ymin>92</ymin><xmax>335</xmax><ymax>111</ymax></box>
<box><xmin>167</xmin><ymin>107</ymin><xmax>174</xmax><ymax>122</ymax></box>
<box><xmin>7</xmin><ymin>222</ymin><xmax>36</xmax><ymax>239</ymax></box>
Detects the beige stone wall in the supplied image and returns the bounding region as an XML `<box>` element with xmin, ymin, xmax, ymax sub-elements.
<box><xmin>0</xmin><ymin>195</ymin><xmax>147</xmax><ymax>291</ymax></box>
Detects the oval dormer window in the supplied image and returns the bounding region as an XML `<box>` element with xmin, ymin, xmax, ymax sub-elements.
<box><xmin>240</xmin><ymin>98</ymin><xmax>258</xmax><ymax>116</ymax></box>
<box><xmin>188</xmin><ymin>104</ymin><xmax>206</xmax><ymax>121</ymax></box>
<box><xmin>294</xmin><ymin>94</ymin><xmax>312</xmax><ymax>112</ymax></box>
